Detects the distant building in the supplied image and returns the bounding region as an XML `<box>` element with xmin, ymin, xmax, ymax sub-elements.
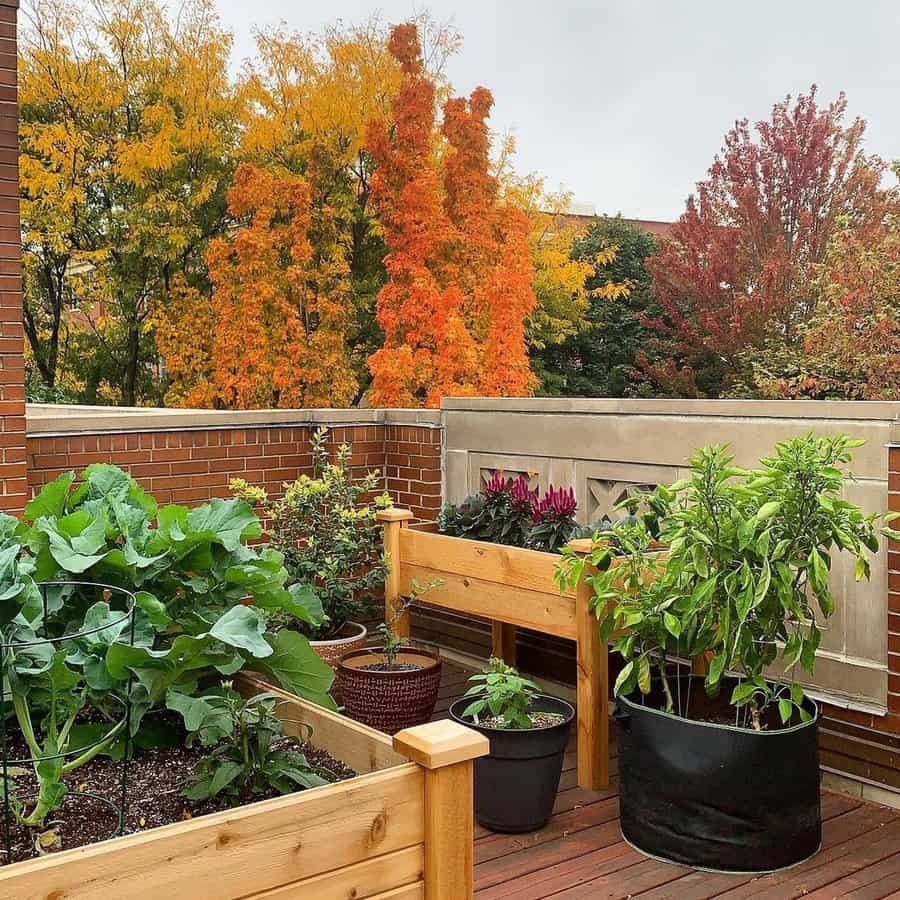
<box><xmin>546</xmin><ymin>202</ymin><xmax>675</xmax><ymax>242</ymax></box>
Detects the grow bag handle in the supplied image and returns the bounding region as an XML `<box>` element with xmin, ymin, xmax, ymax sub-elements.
<box><xmin>612</xmin><ymin>702</ymin><xmax>631</xmax><ymax>732</ymax></box>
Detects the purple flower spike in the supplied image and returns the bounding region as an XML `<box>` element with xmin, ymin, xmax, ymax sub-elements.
<box><xmin>484</xmin><ymin>470</ymin><xmax>509</xmax><ymax>497</ymax></box>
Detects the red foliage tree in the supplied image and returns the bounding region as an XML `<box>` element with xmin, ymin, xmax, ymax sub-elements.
<box><xmin>753</xmin><ymin>221</ymin><xmax>900</xmax><ymax>400</ymax></box>
<box><xmin>366</xmin><ymin>24</ymin><xmax>536</xmax><ymax>407</ymax></box>
<box><xmin>642</xmin><ymin>87</ymin><xmax>894</xmax><ymax>396</ymax></box>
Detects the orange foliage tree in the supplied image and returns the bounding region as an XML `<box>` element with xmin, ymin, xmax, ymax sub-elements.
<box><xmin>366</xmin><ymin>24</ymin><xmax>536</xmax><ymax>407</ymax></box>
<box><xmin>205</xmin><ymin>164</ymin><xmax>357</xmax><ymax>408</ymax></box>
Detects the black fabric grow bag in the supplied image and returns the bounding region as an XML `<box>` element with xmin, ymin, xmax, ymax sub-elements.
<box><xmin>616</xmin><ymin>675</ymin><xmax>821</xmax><ymax>873</ymax></box>
<box><xmin>449</xmin><ymin>694</ymin><xmax>574</xmax><ymax>833</ymax></box>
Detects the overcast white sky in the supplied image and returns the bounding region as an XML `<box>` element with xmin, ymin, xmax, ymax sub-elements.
<box><xmin>213</xmin><ymin>0</ymin><xmax>900</xmax><ymax>221</ymax></box>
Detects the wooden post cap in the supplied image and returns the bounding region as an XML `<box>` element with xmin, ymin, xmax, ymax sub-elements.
<box><xmin>393</xmin><ymin>720</ymin><xmax>489</xmax><ymax>769</ymax></box>
<box><xmin>376</xmin><ymin>507</ymin><xmax>415</xmax><ymax>523</ymax></box>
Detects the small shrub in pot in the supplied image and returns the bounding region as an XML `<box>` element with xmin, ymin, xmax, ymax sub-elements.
<box><xmin>233</xmin><ymin>427</ymin><xmax>392</xmax><ymax>678</ymax></box>
<box><xmin>560</xmin><ymin>435</ymin><xmax>900</xmax><ymax>872</ymax></box>
<box><xmin>449</xmin><ymin>658</ymin><xmax>574</xmax><ymax>833</ymax></box>
<box><xmin>338</xmin><ymin>580</ymin><xmax>443</xmax><ymax>734</ymax></box>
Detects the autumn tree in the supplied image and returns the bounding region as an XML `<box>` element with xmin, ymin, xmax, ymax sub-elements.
<box><xmin>366</xmin><ymin>23</ymin><xmax>537</xmax><ymax>407</ymax></box>
<box><xmin>236</xmin><ymin>16</ymin><xmax>460</xmax><ymax>399</ymax></box>
<box><xmin>533</xmin><ymin>217</ymin><xmax>657</xmax><ymax>396</ymax></box>
<box><xmin>20</xmin><ymin>0</ymin><xmax>241</xmax><ymax>404</ymax></box>
<box><xmin>752</xmin><ymin>218</ymin><xmax>900</xmax><ymax>400</ymax></box>
<box><xmin>642</xmin><ymin>87</ymin><xmax>895</xmax><ymax>397</ymax></box>
<box><xmin>204</xmin><ymin>164</ymin><xmax>357</xmax><ymax>408</ymax></box>
<box><xmin>494</xmin><ymin>144</ymin><xmax>593</xmax><ymax>357</ymax></box>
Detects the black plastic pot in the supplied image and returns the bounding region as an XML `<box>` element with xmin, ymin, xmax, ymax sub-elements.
<box><xmin>450</xmin><ymin>693</ymin><xmax>574</xmax><ymax>833</ymax></box>
<box><xmin>616</xmin><ymin>675</ymin><xmax>821</xmax><ymax>873</ymax></box>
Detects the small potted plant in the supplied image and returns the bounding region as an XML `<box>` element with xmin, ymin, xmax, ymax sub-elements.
<box><xmin>232</xmin><ymin>427</ymin><xmax>392</xmax><ymax>684</ymax></box>
<box><xmin>337</xmin><ymin>580</ymin><xmax>443</xmax><ymax>734</ymax></box>
<box><xmin>561</xmin><ymin>434</ymin><xmax>900</xmax><ymax>873</ymax></box>
<box><xmin>449</xmin><ymin>657</ymin><xmax>574</xmax><ymax>833</ymax></box>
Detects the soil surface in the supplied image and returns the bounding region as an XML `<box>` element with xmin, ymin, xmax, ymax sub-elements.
<box><xmin>0</xmin><ymin>724</ymin><xmax>356</xmax><ymax>866</ymax></box>
<box><xmin>479</xmin><ymin>712</ymin><xmax>566</xmax><ymax>729</ymax></box>
<box><xmin>358</xmin><ymin>662</ymin><xmax>422</xmax><ymax>672</ymax></box>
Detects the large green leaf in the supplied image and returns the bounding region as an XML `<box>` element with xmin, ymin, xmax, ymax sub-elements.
<box><xmin>208</xmin><ymin>606</ymin><xmax>272</xmax><ymax>658</ymax></box>
<box><xmin>25</xmin><ymin>472</ymin><xmax>75</xmax><ymax>521</ymax></box>
<box><xmin>36</xmin><ymin>512</ymin><xmax>110</xmax><ymax>573</ymax></box>
<box><xmin>185</xmin><ymin>498</ymin><xmax>262</xmax><ymax>551</ymax></box>
<box><xmin>251</xmin><ymin>629</ymin><xmax>335</xmax><ymax>709</ymax></box>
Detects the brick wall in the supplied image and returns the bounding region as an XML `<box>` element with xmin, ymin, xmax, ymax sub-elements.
<box><xmin>383</xmin><ymin>423</ymin><xmax>442</xmax><ymax>520</ymax></box>
<box><xmin>0</xmin><ymin>1</ymin><xmax>25</xmax><ymax>513</ymax></box>
<box><xmin>26</xmin><ymin>420</ymin><xmax>442</xmax><ymax>519</ymax></box>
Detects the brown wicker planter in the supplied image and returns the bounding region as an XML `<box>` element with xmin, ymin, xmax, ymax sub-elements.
<box><xmin>338</xmin><ymin>646</ymin><xmax>442</xmax><ymax>734</ymax></box>
<box><xmin>310</xmin><ymin>621</ymin><xmax>367</xmax><ymax>704</ymax></box>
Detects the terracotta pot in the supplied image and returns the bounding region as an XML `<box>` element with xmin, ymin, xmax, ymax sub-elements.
<box><xmin>337</xmin><ymin>646</ymin><xmax>442</xmax><ymax>734</ymax></box>
<box><xmin>310</xmin><ymin>621</ymin><xmax>368</xmax><ymax>704</ymax></box>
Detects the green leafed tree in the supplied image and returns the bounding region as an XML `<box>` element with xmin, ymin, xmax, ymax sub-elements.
<box><xmin>532</xmin><ymin>217</ymin><xmax>662</xmax><ymax>397</ymax></box>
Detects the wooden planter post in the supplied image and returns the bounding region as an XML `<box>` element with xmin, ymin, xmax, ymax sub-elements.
<box><xmin>566</xmin><ymin>537</ymin><xmax>607</xmax><ymax>792</ymax></box>
<box><xmin>379</xmin><ymin>507</ymin><xmax>416</xmax><ymax>639</ymax></box>
<box><xmin>393</xmin><ymin>720</ymin><xmax>490</xmax><ymax>900</ymax></box>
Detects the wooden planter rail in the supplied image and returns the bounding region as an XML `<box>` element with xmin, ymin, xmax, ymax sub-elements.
<box><xmin>0</xmin><ymin>674</ymin><xmax>488</xmax><ymax>900</ymax></box>
<box><xmin>378</xmin><ymin>508</ymin><xmax>624</xmax><ymax>792</ymax></box>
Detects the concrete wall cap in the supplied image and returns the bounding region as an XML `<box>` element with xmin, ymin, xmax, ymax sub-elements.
<box><xmin>440</xmin><ymin>397</ymin><xmax>900</xmax><ymax>421</ymax></box>
<box><xmin>26</xmin><ymin>404</ymin><xmax>441</xmax><ymax>435</ymax></box>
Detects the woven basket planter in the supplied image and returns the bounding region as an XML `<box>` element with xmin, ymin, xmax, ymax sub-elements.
<box><xmin>338</xmin><ymin>646</ymin><xmax>442</xmax><ymax>734</ymax></box>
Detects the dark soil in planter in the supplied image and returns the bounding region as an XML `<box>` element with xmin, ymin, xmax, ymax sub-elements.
<box><xmin>629</xmin><ymin>673</ymin><xmax>811</xmax><ymax>730</ymax></box>
<box><xmin>358</xmin><ymin>662</ymin><xmax>422</xmax><ymax>672</ymax></box>
<box><xmin>478</xmin><ymin>712</ymin><xmax>566</xmax><ymax>729</ymax></box>
<box><xmin>0</xmin><ymin>729</ymin><xmax>356</xmax><ymax>866</ymax></box>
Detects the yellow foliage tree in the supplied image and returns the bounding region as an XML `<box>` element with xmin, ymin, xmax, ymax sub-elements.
<box><xmin>20</xmin><ymin>0</ymin><xmax>241</xmax><ymax>404</ymax></box>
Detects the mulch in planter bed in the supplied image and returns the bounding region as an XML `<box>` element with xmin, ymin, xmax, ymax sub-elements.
<box><xmin>0</xmin><ymin>729</ymin><xmax>356</xmax><ymax>866</ymax></box>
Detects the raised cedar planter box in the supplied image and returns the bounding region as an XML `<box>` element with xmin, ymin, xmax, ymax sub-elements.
<box><xmin>0</xmin><ymin>674</ymin><xmax>488</xmax><ymax>900</ymax></box>
<box><xmin>377</xmin><ymin>509</ymin><xmax>639</xmax><ymax>792</ymax></box>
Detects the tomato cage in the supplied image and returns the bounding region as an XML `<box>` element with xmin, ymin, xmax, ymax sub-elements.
<box><xmin>0</xmin><ymin>582</ymin><xmax>137</xmax><ymax>864</ymax></box>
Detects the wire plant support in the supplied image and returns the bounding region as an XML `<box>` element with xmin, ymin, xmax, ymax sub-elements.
<box><xmin>0</xmin><ymin>582</ymin><xmax>136</xmax><ymax>865</ymax></box>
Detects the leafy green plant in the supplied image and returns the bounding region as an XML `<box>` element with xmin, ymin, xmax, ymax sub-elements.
<box><xmin>461</xmin><ymin>657</ymin><xmax>541</xmax><ymax>729</ymax></box>
<box><xmin>20</xmin><ymin>464</ymin><xmax>335</xmax><ymax>727</ymax></box>
<box><xmin>0</xmin><ymin>522</ymin><xmax>129</xmax><ymax>828</ymax></box>
<box><xmin>182</xmin><ymin>683</ymin><xmax>327</xmax><ymax>802</ymax></box>
<box><xmin>233</xmin><ymin>427</ymin><xmax>391</xmax><ymax>640</ymax></box>
<box><xmin>0</xmin><ymin>464</ymin><xmax>340</xmax><ymax>833</ymax></box>
<box><xmin>440</xmin><ymin>473</ymin><xmax>580</xmax><ymax>553</ymax></box>
<box><xmin>559</xmin><ymin>435</ymin><xmax>899</xmax><ymax>729</ymax></box>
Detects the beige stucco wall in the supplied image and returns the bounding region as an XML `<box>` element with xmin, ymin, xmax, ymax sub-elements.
<box><xmin>442</xmin><ymin>398</ymin><xmax>900</xmax><ymax>713</ymax></box>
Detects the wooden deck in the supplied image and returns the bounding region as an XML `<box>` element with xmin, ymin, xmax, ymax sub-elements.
<box><xmin>429</xmin><ymin>662</ymin><xmax>900</xmax><ymax>900</ymax></box>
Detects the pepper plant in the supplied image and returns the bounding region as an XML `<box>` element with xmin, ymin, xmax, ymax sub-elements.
<box><xmin>461</xmin><ymin>657</ymin><xmax>541</xmax><ymax>729</ymax></box>
<box><xmin>558</xmin><ymin>435</ymin><xmax>899</xmax><ymax>729</ymax></box>
<box><xmin>182</xmin><ymin>683</ymin><xmax>327</xmax><ymax>802</ymax></box>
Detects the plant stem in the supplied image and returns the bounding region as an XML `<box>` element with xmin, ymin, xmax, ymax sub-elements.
<box><xmin>60</xmin><ymin>719</ymin><xmax>125</xmax><ymax>775</ymax></box>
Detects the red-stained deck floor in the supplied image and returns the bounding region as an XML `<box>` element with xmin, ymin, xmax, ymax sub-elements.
<box><xmin>429</xmin><ymin>662</ymin><xmax>900</xmax><ymax>900</ymax></box>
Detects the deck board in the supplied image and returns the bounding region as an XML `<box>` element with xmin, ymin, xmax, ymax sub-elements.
<box><xmin>419</xmin><ymin>661</ymin><xmax>900</xmax><ymax>899</ymax></box>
